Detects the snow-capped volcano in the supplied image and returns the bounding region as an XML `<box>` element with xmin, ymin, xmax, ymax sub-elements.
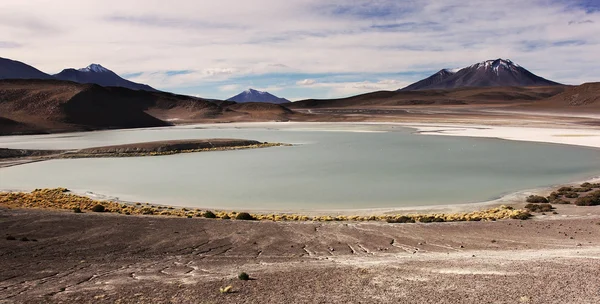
<box><xmin>400</xmin><ymin>58</ymin><xmax>561</xmax><ymax>91</ymax></box>
<box><xmin>78</xmin><ymin>64</ymin><xmax>111</xmax><ymax>73</ymax></box>
<box><xmin>470</xmin><ymin>59</ymin><xmax>521</xmax><ymax>75</ymax></box>
<box><xmin>227</xmin><ymin>88</ymin><xmax>290</xmax><ymax>104</ymax></box>
<box><xmin>54</xmin><ymin>64</ymin><xmax>157</xmax><ymax>92</ymax></box>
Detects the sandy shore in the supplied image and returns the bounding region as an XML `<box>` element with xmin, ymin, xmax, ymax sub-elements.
<box><xmin>403</xmin><ymin>123</ymin><xmax>600</xmax><ymax>148</ymax></box>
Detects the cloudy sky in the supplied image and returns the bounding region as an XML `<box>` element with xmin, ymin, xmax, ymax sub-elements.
<box><xmin>1</xmin><ymin>0</ymin><xmax>599</xmax><ymax>100</ymax></box>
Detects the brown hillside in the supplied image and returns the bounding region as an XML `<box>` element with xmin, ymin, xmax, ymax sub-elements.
<box><xmin>0</xmin><ymin>80</ymin><xmax>171</xmax><ymax>134</ymax></box>
<box><xmin>531</xmin><ymin>82</ymin><xmax>600</xmax><ymax>108</ymax></box>
<box><xmin>287</xmin><ymin>86</ymin><xmax>566</xmax><ymax>109</ymax></box>
<box><xmin>0</xmin><ymin>80</ymin><xmax>297</xmax><ymax>135</ymax></box>
<box><xmin>224</xmin><ymin>102</ymin><xmax>294</xmax><ymax>121</ymax></box>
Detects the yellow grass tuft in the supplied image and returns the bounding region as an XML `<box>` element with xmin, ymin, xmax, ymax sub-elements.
<box><xmin>219</xmin><ymin>285</ymin><xmax>233</xmax><ymax>294</ymax></box>
<box><xmin>0</xmin><ymin>188</ymin><xmax>531</xmax><ymax>223</ymax></box>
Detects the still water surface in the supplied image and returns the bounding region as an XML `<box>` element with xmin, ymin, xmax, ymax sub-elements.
<box><xmin>1</xmin><ymin>123</ymin><xmax>599</xmax><ymax>210</ymax></box>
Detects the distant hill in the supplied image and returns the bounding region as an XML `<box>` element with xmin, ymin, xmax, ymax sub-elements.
<box><xmin>0</xmin><ymin>57</ymin><xmax>53</xmax><ymax>80</ymax></box>
<box><xmin>288</xmin><ymin>86</ymin><xmax>566</xmax><ymax>109</ymax></box>
<box><xmin>529</xmin><ymin>82</ymin><xmax>600</xmax><ymax>109</ymax></box>
<box><xmin>0</xmin><ymin>79</ymin><xmax>296</xmax><ymax>135</ymax></box>
<box><xmin>401</xmin><ymin>59</ymin><xmax>561</xmax><ymax>91</ymax></box>
<box><xmin>54</xmin><ymin>64</ymin><xmax>158</xmax><ymax>92</ymax></box>
<box><xmin>227</xmin><ymin>89</ymin><xmax>290</xmax><ymax>104</ymax></box>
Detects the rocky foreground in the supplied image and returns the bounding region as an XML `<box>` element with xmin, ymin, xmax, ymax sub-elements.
<box><xmin>1</xmin><ymin>204</ymin><xmax>599</xmax><ymax>303</ymax></box>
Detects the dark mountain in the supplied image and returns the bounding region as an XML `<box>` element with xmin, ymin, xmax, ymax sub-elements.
<box><xmin>227</xmin><ymin>88</ymin><xmax>290</xmax><ymax>104</ymax></box>
<box><xmin>401</xmin><ymin>59</ymin><xmax>561</xmax><ymax>91</ymax></box>
<box><xmin>54</xmin><ymin>64</ymin><xmax>158</xmax><ymax>92</ymax></box>
<box><xmin>0</xmin><ymin>79</ymin><xmax>297</xmax><ymax>135</ymax></box>
<box><xmin>0</xmin><ymin>57</ymin><xmax>53</xmax><ymax>80</ymax></box>
<box><xmin>401</xmin><ymin>69</ymin><xmax>459</xmax><ymax>91</ymax></box>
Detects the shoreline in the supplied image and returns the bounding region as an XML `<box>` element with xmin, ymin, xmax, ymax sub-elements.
<box><xmin>0</xmin><ymin>188</ymin><xmax>533</xmax><ymax>222</ymax></box>
<box><xmin>1</xmin><ymin>121</ymin><xmax>600</xmax><ymax>214</ymax></box>
<box><xmin>3</xmin><ymin>174</ymin><xmax>598</xmax><ymax>217</ymax></box>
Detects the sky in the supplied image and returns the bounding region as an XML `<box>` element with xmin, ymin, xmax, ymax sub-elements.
<box><xmin>1</xmin><ymin>0</ymin><xmax>599</xmax><ymax>101</ymax></box>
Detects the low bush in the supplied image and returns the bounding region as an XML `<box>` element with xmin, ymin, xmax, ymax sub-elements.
<box><xmin>418</xmin><ymin>216</ymin><xmax>445</xmax><ymax>223</ymax></box>
<box><xmin>140</xmin><ymin>207</ymin><xmax>154</xmax><ymax>215</ymax></box>
<box><xmin>547</xmin><ymin>192</ymin><xmax>560</xmax><ymax>201</ymax></box>
<box><xmin>564</xmin><ymin>192</ymin><xmax>579</xmax><ymax>198</ymax></box>
<box><xmin>557</xmin><ymin>186</ymin><xmax>573</xmax><ymax>193</ymax></box>
<box><xmin>20</xmin><ymin>237</ymin><xmax>29</xmax><ymax>242</ymax></box>
<box><xmin>526</xmin><ymin>195</ymin><xmax>548</xmax><ymax>204</ymax></box>
<box><xmin>386</xmin><ymin>216</ymin><xmax>415</xmax><ymax>223</ymax></box>
<box><xmin>6</xmin><ymin>235</ymin><xmax>16</xmax><ymax>241</ymax></box>
<box><xmin>91</xmin><ymin>205</ymin><xmax>105</xmax><ymax>212</ymax></box>
<box><xmin>524</xmin><ymin>203</ymin><xmax>553</xmax><ymax>213</ymax></box>
<box><xmin>550</xmin><ymin>199</ymin><xmax>570</xmax><ymax>205</ymax></box>
<box><xmin>73</xmin><ymin>207</ymin><xmax>82</xmax><ymax>213</ymax></box>
<box><xmin>236</xmin><ymin>212</ymin><xmax>255</xmax><ymax>220</ymax></box>
<box><xmin>204</xmin><ymin>211</ymin><xmax>216</xmax><ymax>218</ymax></box>
<box><xmin>510</xmin><ymin>212</ymin><xmax>532</xmax><ymax>220</ymax></box>
<box><xmin>238</xmin><ymin>272</ymin><xmax>250</xmax><ymax>280</ymax></box>
<box><xmin>580</xmin><ymin>182</ymin><xmax>600</xmax><ymax>188</ymax></box>
<box><xmin>574</xmin><ymin>190</ymin><xmax>600</xmax><ymax>206</ymax></box>
<box><xmin>221</xmin><ymin>214</ymin><xmax>231</xmax><ymax>220</ymax></box>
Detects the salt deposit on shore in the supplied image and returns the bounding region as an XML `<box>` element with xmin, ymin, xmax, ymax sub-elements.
<box><xmin>397</xmin><ymin>123</ymin><xmax>600</xmax><ymax>148</ymax></box>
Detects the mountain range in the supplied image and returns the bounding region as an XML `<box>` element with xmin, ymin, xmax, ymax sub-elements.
<box><xmin>227</xmin><ymin>89</ymin><xmax>290</xmax><ymax>104</ymax></box>
<box><xmin>54</xmin><ymin>64</ymin><xmax>157</xmax><ymax>92</ymax></box>
<box><xmin>0</xmin><ymin>57</ymin><xmax>157</xmax><ymax>92</ymax></box>
<box><xmin>0</xmin><ymin>57</ymin><xmax>54</xmax><ymax>80</ymax></box>
<box><xmin>1</xmin><ymin>57</ymin><xmax>568</xmax><ymax>102</ymax></box>
<box><xmin>401</xmin><ymin>59</ymin><xmax>561</xmax><ymax>91</ymax></box>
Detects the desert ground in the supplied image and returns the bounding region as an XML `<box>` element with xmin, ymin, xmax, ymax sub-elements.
<box><xmin>1</xmin><ymin>204</ymin><xmax>600</xmax><ymax>304</ymax></box>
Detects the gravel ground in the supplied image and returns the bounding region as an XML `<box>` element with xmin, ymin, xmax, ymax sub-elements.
<box><xmin>1</xmin><ymin>206</ymin><xmax>600</xmax><ymax>303</ymax></box>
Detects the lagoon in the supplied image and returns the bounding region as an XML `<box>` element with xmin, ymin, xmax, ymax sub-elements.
<box><xmin>1</xmin><ymin>123</ymin><xmax>599</xmax><ymax>210</ymax></box>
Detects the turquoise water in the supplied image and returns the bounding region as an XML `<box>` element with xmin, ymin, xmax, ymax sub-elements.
<box><xmin>1</xmin><ymin>123</ymin><xmax>599</xmax><ymax>210</ymax></box>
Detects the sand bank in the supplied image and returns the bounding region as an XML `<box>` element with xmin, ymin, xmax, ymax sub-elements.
<box><xmin>399</xmin><ymin>123</ymin><xmax>600</xmax><ymax>148</ymax></box>
<box><xmin>0</xmin><ymin>138</ymin><xmax>286</xmax><ymax>168</ymax></box>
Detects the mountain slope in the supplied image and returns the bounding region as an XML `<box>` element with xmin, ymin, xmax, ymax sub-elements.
<box><xmin>54</xmin><ymin>64</ymin><xmax>158</xmax><ymax>92</ymax></box>
<box><xmin>288</xmin><ymin>86</ymin><xmax>566</xmax><ymax>109</ymax></box>
<box><xmin>530</xmin><ymin>82</ymin><xmax>600</xmax><ymax>109</ymax></box>
<box><xmin>402</xmin><ymin>69</ymin><xmax>459</xmax><ymax>91</ymax></box>
<box><xmin>401</xmin><ymin>59</ymin><xmax>561</xmax><ymax>91</ymax></box>
<box><xmin>0</xmin><ymin>57</ymin><xmax>53</xmax><ymax>80</ymax></box>
<box><xmin>227</xmin><ymin>89</ymin><xmax>290</xmax><ymax>104</ymax></box>
<box><xmin>0</xmin><ymin>79</ymin><xmax>297</xmax><ymax>135</ymax></box>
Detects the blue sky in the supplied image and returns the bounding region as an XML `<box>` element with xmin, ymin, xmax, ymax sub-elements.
<box><xmin>1</xmin><ymin>0</ymin><xmax>599</xmax><ymax>100</ymax></box>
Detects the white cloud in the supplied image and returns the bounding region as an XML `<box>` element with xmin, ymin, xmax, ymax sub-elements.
<box><xmin>218</xmin><ymin>84</ymin><xmax>241</xmax><ymax>92</ymax></box>
<box><xmin>297</xmin><ymin>79</ymin><xmax>316</xmax><ymax>86</ymax></box>
<box><xmin>295</xmin><ymin>79</ymin><xmax>411</xmax><ymax>97</ymax></box>
<box><xmin>0</xmin><ymin>0</ymin><xmax>599</xmax><ymax>98</ymax></box>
